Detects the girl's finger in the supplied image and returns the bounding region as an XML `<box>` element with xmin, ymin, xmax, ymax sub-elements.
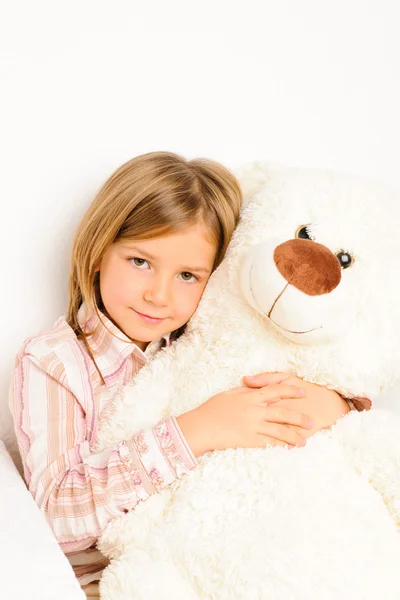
<box><xmin>243</xmin><ymin>371</ymin><xmax>292</xmax><ymax>388</ymax></box>
<box><xmin>259</xmin><ymin>422</ymin><xmax>307</xmax><ymax>447</ymax></box>
<box><xmin>257</xmin><ymin>383</ymin><xmax>306</xmax><ymax>403</ymax></box>
<box><xmin>263</xmin><ymin>406</ymin><xmax>314</xmax><ymax>429</ymax></box>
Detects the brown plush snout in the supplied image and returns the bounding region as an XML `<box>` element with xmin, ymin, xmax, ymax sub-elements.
<box><xmin>274</xmin><ymin>239</ymin><xmax>341</xmax><ymax>296</ymax></box>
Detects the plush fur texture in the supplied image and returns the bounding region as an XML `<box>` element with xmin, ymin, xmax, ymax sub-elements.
<box><xmin>96</xmin><ymin>164</ymin><xmax>400</xmax><ymax>599</ymax></box>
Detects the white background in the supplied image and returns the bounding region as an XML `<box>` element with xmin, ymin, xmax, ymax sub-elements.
<box><xmin>1</xmin><ymin>0</ymin><xmax>400</xmax><ymax>445</ymax></box>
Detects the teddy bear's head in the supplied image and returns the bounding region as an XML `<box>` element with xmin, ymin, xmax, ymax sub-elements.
<box><xmin>218</xmin><ymin>163</ymin><xmax>400</xmax><ymax>400</ymax></box>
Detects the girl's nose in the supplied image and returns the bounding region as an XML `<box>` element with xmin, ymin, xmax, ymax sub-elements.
<box><xmin>144</xmin><ymin>276</ymin><xmax>170</xmax><ymax>306</ymax></box>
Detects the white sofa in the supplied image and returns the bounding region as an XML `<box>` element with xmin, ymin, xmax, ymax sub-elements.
<box><xmin>0</xmin><ymin>440</ymin><xmax>85</xmax><ymax>600</ymax></box>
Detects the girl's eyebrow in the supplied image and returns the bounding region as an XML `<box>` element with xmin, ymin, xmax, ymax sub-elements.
<box><xmin>122</xmin><ymin>244</ymin><xmax>157</xmax><ymax>261</ymax></box>
<box><xmin>182</xmin><ymin>266</ymin><xmax>212</xmax><ymax>274</ymax></box>
<box><xmin>122</xmin><ymin>244</ymin><xmax>211</xmax><ymax>274</ymax></box>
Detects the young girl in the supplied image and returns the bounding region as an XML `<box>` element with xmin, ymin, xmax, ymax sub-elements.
<box><xmin>9</xmin><ymin>151</ymin><xmax>349</xmax><ymax>589</ymax></box>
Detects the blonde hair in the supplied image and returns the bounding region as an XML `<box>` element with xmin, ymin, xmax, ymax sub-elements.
<box><xmin>67</xmin><ymin>151</ymin><xmax>242</xmax><ymax>336</ymax></box>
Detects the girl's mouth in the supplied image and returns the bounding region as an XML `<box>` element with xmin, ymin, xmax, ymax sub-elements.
<box><xmin>132</xmin><ymin>308</ymin><xmax>167</xmax><ymax>324</ymax></box>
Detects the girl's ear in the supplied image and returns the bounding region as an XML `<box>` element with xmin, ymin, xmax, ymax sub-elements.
<box><xmin>235</xmin><ymin>161</ymin><xmax>270</xmax><ymax>207</ymax></box>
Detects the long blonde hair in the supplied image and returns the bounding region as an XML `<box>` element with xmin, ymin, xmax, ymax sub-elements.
<box><xmin>67</xmin><ymin>151</ymin><xmax>242</xmax><ymax>337</ymax></box>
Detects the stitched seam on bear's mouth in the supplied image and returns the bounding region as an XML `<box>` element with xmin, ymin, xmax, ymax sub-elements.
<box><xmin>249</xmin><ymin>263</ymin><xmax>322</xmax><ymax>335</ymax></box>
<box><xmin>267</xmin><ymin>283</ymin><xmax>289</xmax><ymax>319</ymax></box>
<box><xmin>269</xmin><ymin>316</ymin><xmax>321</xmax><ymax>335</ymax></box>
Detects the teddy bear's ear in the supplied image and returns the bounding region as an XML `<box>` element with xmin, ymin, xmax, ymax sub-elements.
<box><xmin>235</xmin><ymin>161</ymin><xmax>270</xmax><ymax>206</ymax></box>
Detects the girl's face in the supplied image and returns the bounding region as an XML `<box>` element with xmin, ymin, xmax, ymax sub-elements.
<box><xmin>98</xmin><ymin>223</ymin><xmax>217</xmax><ymax>349</ymax></box>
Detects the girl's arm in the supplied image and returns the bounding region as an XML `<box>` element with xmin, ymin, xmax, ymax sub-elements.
<box><xmin>9</xmin><ymin>351</ymin><xmax>196</xmax><ymax>554</ymax></box>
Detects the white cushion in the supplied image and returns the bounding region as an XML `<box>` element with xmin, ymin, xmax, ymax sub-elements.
<box><xmin>0</xmin><ymin>440</ymin><xmax>85</xmax><ymax>600</ymax></box>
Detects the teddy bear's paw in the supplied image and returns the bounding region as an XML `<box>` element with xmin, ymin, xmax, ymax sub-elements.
<box><xmin>99</xmin><ymin>549</ymin><xmax>200</xmax><ymax>600</ymax></box>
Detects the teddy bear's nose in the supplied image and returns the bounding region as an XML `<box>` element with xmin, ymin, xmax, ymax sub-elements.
<box><xmin>274</xmin><ymin>239</ymin><xmax>341</xmax><ymax>296</ymax></box>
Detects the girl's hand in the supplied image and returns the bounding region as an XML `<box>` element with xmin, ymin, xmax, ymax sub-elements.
<box><xmin>244</xmin><ymin>372</ymin><xmax>350</xmax><ymax>438</ymax></box>
<box><xmin>176</xmin><ymin>381</ymin><xmax>315</xmax><ymax>457</ymax></box>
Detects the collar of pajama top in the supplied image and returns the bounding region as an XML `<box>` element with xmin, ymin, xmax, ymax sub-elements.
<box><xmin>77</xmin><ymin>304</ymin><xmax>171</xmax><ymax>391</ymax></box>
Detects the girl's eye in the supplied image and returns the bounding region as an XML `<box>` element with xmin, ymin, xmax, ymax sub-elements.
<box><xmin>179</xmin><ymin>272</ymin><xmax>197</xmax><ymax>283</ymax></box>
<box><xmin>131</xmin><ymin>257</ymin><xmax>149</xmax><ymax>269</ymax></box>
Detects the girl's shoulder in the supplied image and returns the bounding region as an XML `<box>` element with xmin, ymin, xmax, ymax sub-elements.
<box><xmin>20</xmin><ymin>316</ymin><xmax>77</xmax><ymax>355</ymax></box>
<box><xmin>16</xmin><ymin>316</ymin><xmax>82</xmax><ymax>386</ymax></box>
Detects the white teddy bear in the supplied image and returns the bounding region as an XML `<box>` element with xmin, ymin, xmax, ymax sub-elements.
<box><xmin>96</xmin><ymin>163</ymin><xmax>400</xmax><ymax>600</ymax></box>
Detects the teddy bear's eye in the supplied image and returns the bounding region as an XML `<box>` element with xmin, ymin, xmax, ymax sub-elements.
<box><xmin>336</xmin><ymin>251</ymin><xmax>354</xmax><ymax>269</ymax></box>
<box><xmin>295</xmin><ymin>225</ymin><xmax>314</xmax><ymax>241</ymax></box>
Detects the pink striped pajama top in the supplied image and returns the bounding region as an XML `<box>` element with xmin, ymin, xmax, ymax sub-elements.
<box><xmin>9</xmin><ymin>306</ymin><xmax>196</xmax><ymax>584</ymax></box>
